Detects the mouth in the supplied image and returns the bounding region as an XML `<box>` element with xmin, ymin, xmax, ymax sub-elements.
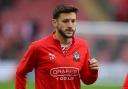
<box><xmin>65</xmin><ymin>29</ymin><xmax>74</xmax><ymax>34</ymax></box>
<box><xmin>65</xmin><ymin>31</ymin><xmax>74</xmax><ymax>35</ymax></box>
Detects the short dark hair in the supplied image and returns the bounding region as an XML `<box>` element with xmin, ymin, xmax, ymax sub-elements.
<box><xmin>53</xmin><ymin>4</ymin><xmax>79</xmax><ymax>19</ymax></box>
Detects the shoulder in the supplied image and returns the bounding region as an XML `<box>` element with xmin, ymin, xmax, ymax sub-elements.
<box><xmin>74</xmin><ymin>37</ymin><xmax>89</xmax><ymax>48</ymax></box>
<box><xmin>29</xmin><ymin>36</ymin><xmax>50</xmax><ymax>49</ymax></box>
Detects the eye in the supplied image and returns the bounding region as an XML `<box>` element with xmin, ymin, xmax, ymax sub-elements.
<box><xmin>72</xmin><ymin>19</ymin><xmax>76</xmax><ymax>23</ymax></box>
<box><xmin>63</xmin><ymin>19</ymin><xmax>69</xmax><ymax>23</ymax></box>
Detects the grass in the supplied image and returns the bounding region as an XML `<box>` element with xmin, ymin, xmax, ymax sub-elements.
<box><xmin>82</xmin><ymin>85</ymin><xmax>121</xmax><ymax>89</ymax></box>
<box><xmin>0</xmin><ymin>80</ymin><xmax>121</xmax><ymax>89</ymax></box>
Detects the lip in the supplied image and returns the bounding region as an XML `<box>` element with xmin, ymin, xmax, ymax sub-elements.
<box><xmin>65</xmin><ymin>31</ymin><xmax>73</xmax><ymax>34</ymax></box>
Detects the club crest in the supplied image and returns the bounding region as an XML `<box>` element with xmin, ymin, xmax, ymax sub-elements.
<box><xmin>73</xmin><ymin>51</ymin><xmax>80</xmax><ymax>61</ymax></box>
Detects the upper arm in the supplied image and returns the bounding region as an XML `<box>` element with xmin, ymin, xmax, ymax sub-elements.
<box><xmin>16</xmin><ymin>43</ymin><xmax>37</xmax><ymax>75</ymax></box>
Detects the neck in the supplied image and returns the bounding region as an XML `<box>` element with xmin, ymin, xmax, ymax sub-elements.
<box><xmin>53</xmin><ymin>32</ymin><xmax>72</xmax><ymax>45</ymax></box>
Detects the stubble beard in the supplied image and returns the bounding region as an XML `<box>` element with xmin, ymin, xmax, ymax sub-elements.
<box><xmin>58</xmin><ymin>28</ymin><xmax>75</xmax><ymax>38</ymax></box>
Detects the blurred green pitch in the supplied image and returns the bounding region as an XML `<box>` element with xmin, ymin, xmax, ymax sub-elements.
<box><xmin>0</xmin><ymin>80</ymin><xmax>121</xmax><ymax>89</ymax></box>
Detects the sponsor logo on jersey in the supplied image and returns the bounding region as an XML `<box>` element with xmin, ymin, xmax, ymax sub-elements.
<box><xmin>73</xmin><ymin>51</ymin><xmax>80</xmax><ymax>61</ymax></box>
<box><xmin>50</xmin><ymin>67</ymin><xmax>80</xmax><ymax>80</ymax></box>
<box><xmin>49</xmin><ymin>53</ymin><xmax>55</xmax><ymax>60</ymax></box>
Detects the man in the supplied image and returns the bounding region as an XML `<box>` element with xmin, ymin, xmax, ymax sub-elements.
<box><xmin>123</xmin><ymin>74</ymin><xmax>128</xmax><ymax>89</ymax></box>
<box><xmin>16</xmin><ymin>4</ymin><xmax>98</xmax><ymax>89</ymax></box>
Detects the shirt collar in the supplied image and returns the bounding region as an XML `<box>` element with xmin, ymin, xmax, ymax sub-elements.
<box><xmin>49</xmin><ymin>32</ymin><xmax>75</xmax><ymax>45</ymax></box>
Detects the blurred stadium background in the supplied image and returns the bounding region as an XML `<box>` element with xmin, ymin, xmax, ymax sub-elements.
<box><xmin>0</xmin><ymin>0</ymin><xmax>128</xmax><ymax>89</ymax></box>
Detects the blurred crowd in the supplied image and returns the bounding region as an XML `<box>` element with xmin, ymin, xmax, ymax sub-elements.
<box><xmin>0</xmin><ymin>0</ymin><xmax>128</xmax><ymax>64</ymax></box>
<box><xmin>0</xmin><ymin>19</ymin><xmax>42</xmax><ymax>60</ymax></box>
<box><xmin>90</xmin><ymin>35</ymin><xmax>128</xmax><ymax>64</ymax></box>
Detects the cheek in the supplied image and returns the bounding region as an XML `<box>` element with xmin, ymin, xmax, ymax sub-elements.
<box><xmin>57</xmin><ymin>23</ymin><xmax>66</xmax><ymax>29</ymax></box>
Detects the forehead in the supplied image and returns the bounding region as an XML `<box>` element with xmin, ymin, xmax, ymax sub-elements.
<box><xmin>58</xmin><ymin>12</ymin><xmax>76</xmax><ymax>20</ymax></box>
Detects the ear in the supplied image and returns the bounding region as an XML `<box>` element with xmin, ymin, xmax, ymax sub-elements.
<box><xmin>52</xmin><ymin>19</ymin><xmax>57</xmax><ymax>27</ymax></box>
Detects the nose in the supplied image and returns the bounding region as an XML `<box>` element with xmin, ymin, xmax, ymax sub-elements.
<box><xmin>67</xmin><ymin>21</ymin><xmax>73</xmax><ymax>28</ymax></box>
